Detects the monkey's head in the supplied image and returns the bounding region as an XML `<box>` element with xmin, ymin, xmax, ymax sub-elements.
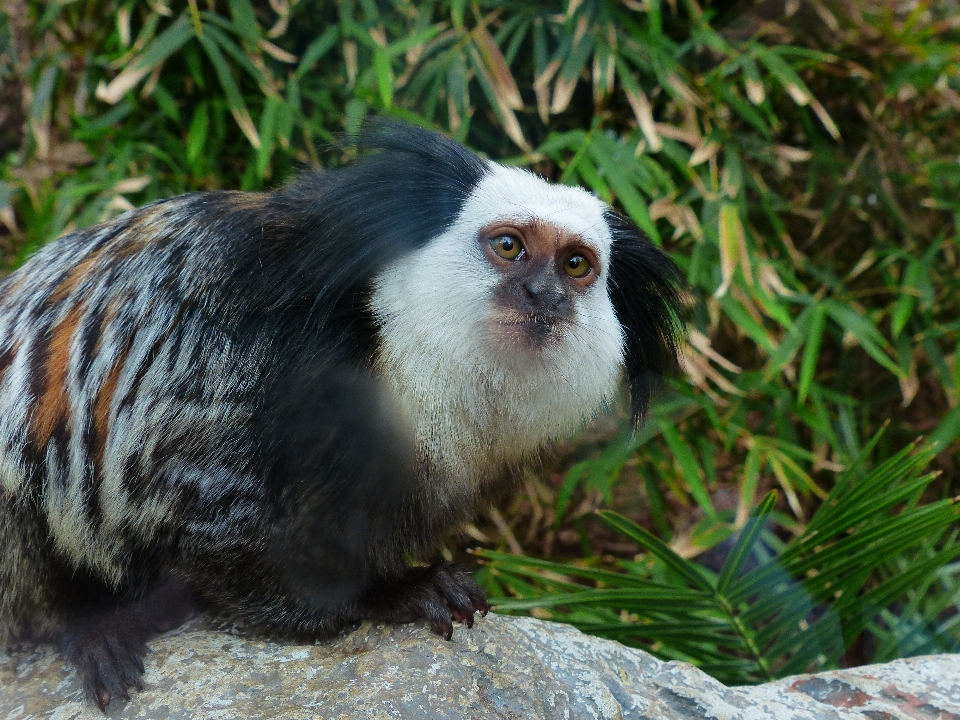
<box><xmin>363</xmin><ymin>127</ymin><xmax>686</xmax><ymax>481</ymax></box>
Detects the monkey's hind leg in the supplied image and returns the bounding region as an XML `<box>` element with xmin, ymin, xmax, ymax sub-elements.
<box><xmin>359</xmin><ymin>562</ymin><xmax>489</xmax><ymax>640</ymax></box>
<box><xmin>56</xmin><ymin>581</ymin><xmax>193</xmax><ymax>711</ymax></box>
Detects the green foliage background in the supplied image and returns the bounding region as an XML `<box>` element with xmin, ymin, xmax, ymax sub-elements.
<box><xmin>1</xmin><ymin>0</ymin><xmax>959</xmax><ymax>684</ymax></box>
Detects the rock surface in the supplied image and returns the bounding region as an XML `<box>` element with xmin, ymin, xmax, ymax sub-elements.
<box><xmin>1</xmin><ymin>613</ymin><xmax>958</xmax><ymax>719</ymax></box>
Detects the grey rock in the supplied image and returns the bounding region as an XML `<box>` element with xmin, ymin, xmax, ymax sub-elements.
<box><xmin>1</xmin><ymin>614</ymin><xmax>958</xmax><ymax>719</ymax></box>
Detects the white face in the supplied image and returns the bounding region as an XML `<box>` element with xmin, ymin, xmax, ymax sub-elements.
<box><xmin>371</xmin><ymin>164</ymin><xmax>625</xmax><ymax>484</ymax></box>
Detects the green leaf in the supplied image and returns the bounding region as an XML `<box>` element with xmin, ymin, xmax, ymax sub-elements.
<box><xmin>823</xmin><ymin>300</ymin><xmax>904</xmax><ymax>378</ymax></box>
<box><xmin>295</xmin><ymin>27</ymin><xmax>340</xmax><ymax>79</ymax></box>
<box><xmin>187</xmin><ymin>102</ymin><xmax>210</xmax><ymax>165</ymax></box>
<box><xmin>450</xmin><ymin>0</ymin><xmax>466</xmax><ymax>28</ymax></box>
<box><xmin>144</xmin><ymin>15</ymin><xmax>194</xmax><ymax>64</ymax></box>
<box><xmin>765</xmin><ymin>302</ymin><xmax>813</xmax><ymax>379</ymax></box>
<box><xmin>716</xmin><ymin>491</ymin><xmax>777</xmax><ymax>595</ymax></box>
<box><xmin>256</xmin><ymin>95</ymin><xmax>280</xmax><ymax>180</ymax></box>
<box><xmin>719</xmin><ymin>295</ymin><xmax>777</xmax><ymax>354</ymax></box>
<box><xmin>755</xmin><ymin>47</ymin><xmax>812</xmax><ymax>104</ymax></box>
<box><xmin>151</xmin><ymin>85</ymin><xmax>180</xmax><ymax>122</ymax></box>
<box><xmin>929</xmin><ymin>404</ymin><xmax>960</xmax><ymax>452</ymax></box>
<box><xmin>373</xmin><ymin>47</ymin><xmax>393</xmax><ymax>108</ymax></box>
<box><xmin>196</xmin><ymin>31</ymin><xmax>261</xmax><ymax>148</ymax></box>
<box><xmin>660</xmin><ymin>422</ymin><xmax>715</xmax><ymax>518</ymax></box>
<box><xmin>200</xmin><ymin>22</ymin><xmax>269</xmax><ymax>89</ymax></box>
<box><xmin>29</xmin><ymin>65</ymin><xmax>58</xmax><ymax>125</ymax></box>
<box><xmin>598</xmin><ymin>511</ymin><xmax>715</xmax><ymax>591</ymax></box>
<box><xmin>587</xmin><ymin>138</ymin><xmax>662</xmax><ymax>243</ymax></box>
<box><xmin>383</xmin><ymin>26</ymin><xmax>440</xmax><ymax>59</ymax></box>
<box><xmin>227</xmin><ymin>0</ymin><xmax>261</xmax><ymax>43</ymax></box>
<box><xmin>891</xmin><ymin>259</ymin><xmax>923</xmax><ymax>338</ymax></box>
<box><xmin>798</xmin><ymin>304</ymin><xmax>827</xmax><ymax>403</ymax></box>
<box><xmin>492</xmin><ymin>588</ymin><xmax>714</xmax><ymax>612</ymax></box>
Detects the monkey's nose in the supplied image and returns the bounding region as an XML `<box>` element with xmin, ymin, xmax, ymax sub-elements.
<box><xmin>522</xmin><ymin>279</ymin><xmax>569</xmax><ymax>312</ymax></box>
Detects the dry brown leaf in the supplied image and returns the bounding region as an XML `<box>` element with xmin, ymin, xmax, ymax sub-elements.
<box><xmin>114</xmin><ymin>176</ymin><xmax>152</xmax><ymax>194</ymax></box>
<box><xmin>665</xmin><ymin>72</ymin><xmax>700</xmax><ymax>106</ymax></box>
<box><xmin>688</xmin><ymin>141</ymin><xmax>719</xmax><ymax>167</ymax></box>
<box><xmin>811</xmin><ymin>98</ymin><xmax>841</xmax><ymax>139</ymax></box>
<box><xmin>688</xmin><ymin>330</ymin><xmax>743</xmax><ymax>373</ymax></box>
<box><xmin>745</xmin><ymin>77</ymin><xmax>765</xmax><ymax>105</ymax></box>
<box><xmin>534</xmin><ymin>59</ymin><xmax>560</xmax><ymax>121</ymax></box>
<box><xmin>97</xmin><ymin>66</ymin><xmax>152</xmax><ymax>104</ymax></box>
<box><xmin>784</xmin><ymin>81</ymin><xmax>811</xmax><ymax>105</ymax></box>
<box><xmin>654</xmin><ymin>122</ymin><xmax>700</xmax><ymax>146</ymax></box>
<box><xmin>775</xmin><ymin>144</ymin><xmax>812</xmax><ymax>162</ymax></box>
<box><xmin>343</xmin><ymin>40</ymin><xmax>358</xmax><ymax>87</ymax></box>
<box><xmin>474</xmin><ymin>26</ymin><xmax>523</xmax><ymax>110</ymax></box>
<box><xmin>259</xmin><ymin>39</ymin><xmax>297</xmax><ymax>63</ymax></box>
<box><xmin>550</xmin><ymin>75</ymin><xmax>578</xmax><ymax>115</ymax></box>
<box><xmin>624</xmin><ymin>86</ymin><xmax>661</xmax><ymax>151</ymax></box>
<box><xmin>231</xmin><ymin>107</ymin><xmax>261</xmax><ymax>149</ymax></box>
<box><xmin>102</xmin><ymin>196</ymin><xmax>136</xmax><ymax>219</ymax></box>
<box><xmin>757</xmin><ymin>264</ymin><xmax>793</xmax><ymax>298</ymax></box>
<box><xmin>369</xmin><ymin>26</ymin><xmax>387</xmax><ymax>48</ymax></box>
<box><xmin>118</xmin><ymin>7</ymin><xmax>132</xmax><ymax>47</ymax></box>
<box><xmin>899</xmin><ymin>354</ymin><xmax>919</xmax><ymax>408</ymax></box>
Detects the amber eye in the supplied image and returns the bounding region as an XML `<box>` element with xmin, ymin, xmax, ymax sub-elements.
<box><xmin>564</xmin><ymin>254</ymin><xmax>591</xmax><ymax>278</ymax></box>
<box><xmin>491</xmin><ymin>235</ymin><xmax>523</xmax><ymax>260</ymax></box>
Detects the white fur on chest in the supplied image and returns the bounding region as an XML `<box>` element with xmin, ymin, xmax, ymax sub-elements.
<box><xmin>370</xmin><ymin>166</ymin><xmax>625</xmax><ymax>491</ymax></box>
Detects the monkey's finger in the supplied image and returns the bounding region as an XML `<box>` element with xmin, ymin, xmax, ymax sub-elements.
<box><xmin>431</xmin><ymin>563</ymin><xmax>488</xmax><ymax>620</ymax></box>
<box><xmin>416</xmin><ymin>590</ymin><xmax>456</xmax><ymax>640</ymax></box>
<box><xmin>431</xmin><ymin>578</ymin><xmax>474</xmax><ymax>624</ymax></box>
<box><xmin>462</xmin><ymin>579</ymin><xmax>489</xmax><ymax>616</ymax></box>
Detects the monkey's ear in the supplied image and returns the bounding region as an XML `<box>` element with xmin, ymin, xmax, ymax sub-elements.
<box><xmin>605</xmin><ymin>210</ymin><xmax>687</xmax><ymax>427</ymax></box>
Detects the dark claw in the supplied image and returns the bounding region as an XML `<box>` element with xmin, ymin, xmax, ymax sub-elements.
<box><xmin>361</xmin><ymin>562</ymin><xmax>488</xmax><ymax>639</ymax></box>
<box><xmin>94</xmin><ymin>687</ymin><xmax>110</xmax><ymax>713</ymax></box>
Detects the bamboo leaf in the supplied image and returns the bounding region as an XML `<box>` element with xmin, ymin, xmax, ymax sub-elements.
<box><xmin>891</xmin><ymin>259</ymin><xmax>922</xmax><ymax>338</ymax></box>
<box><xmin>255</xmin><ymin>95</ymin><xmax>280</xmax><ymax>180</ymax></box>
<box><xmin>586</xmin><ymin>137</ymin><xmax>661</xmax><ymax>243</ymax></box>
<box><xmin>186</xmin><ymin>101</ymin><xmax>209</xmax><ymax>164</ymax></box>
<box><xmin>824</xmin><ymin>300</ymin><xmax>904</xmax><ymax>378</ymax></box>
<box><xmin>715</xmin><ymin>203</ymin><xmax>740</xmax><ymax>297</ymax></box>
<box><xmin>798</xmin><ymin>304</ymin><xmax>827</xmax><ymax>403</ymax></box>
<box><xmin>660</xmin><ymin>422</ymin><xmax>715</xmax><ymax>518</ymax></box>
<box><xmin>473</xmin><ymin>25</ymin><xmax>523</xmax><ymax>110</ymax></box>
<box><xmin>296</xmin><ymin>27</ymin><xmax>340</xmax><ymax>79</ymax></box>
<box><xmin>227</xmin><ymin>0</ymin><xmax>261</xmax><ymax>43</ymax></box>
<box><xmin>196</xmin><ymin>31</ymin><xmax>261</xmax><ymax>148</ymax></box>
<box><xmin>98</xmin><ymin>15</ymin><xmax>193</xmax><ymax>104</ymax></box>
<box><xmin>373</xmin><ymin>48</ymin><xmax>393</xmax><ymax>107</ymax></box>
<box><xmin>756</xmin><ymin>48</ymin><xmax>812</xmax><ymax>105</ymax></box>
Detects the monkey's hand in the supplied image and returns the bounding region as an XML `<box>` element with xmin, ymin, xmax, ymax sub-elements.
<box><xmin>362</xmin><ymin>562</ymin><xmax>488</xmax><ymax>640</ymax></box>
<box><xmin>56</xmin><ymin>582</ymin><xmax>192</xmax><ymax>711</ymax></box>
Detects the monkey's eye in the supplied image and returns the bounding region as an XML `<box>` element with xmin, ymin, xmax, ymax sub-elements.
<box><xmin>491</xmin><ymin>235</ymin><xmax>523</xmax><ymax>261</ymax></box>
<box><xmin>563</xmin><ymin>254</ymin><xmax>591</xmax><ymax>278</ymax></box>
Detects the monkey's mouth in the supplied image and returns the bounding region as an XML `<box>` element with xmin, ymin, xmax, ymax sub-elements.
<box><xmin>496</xmin><ymin>312</ymin><xmax>567</xmax><ymax>346</ymax></box>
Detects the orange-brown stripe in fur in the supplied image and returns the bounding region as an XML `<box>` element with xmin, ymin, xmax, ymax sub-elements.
<box><xmin>50</xmin><ymin>252</ymin><xmax>102</xmax><ymax>304</ymax></box>
<box><xmin>93</xmin><ymin>358</ymin><xmax>124</xmax><ymax>472</ymax></box>
<box><xmin>32</xmin><ymin>305</ymin><xmax>84</xmax><ymax>446</ymax></box>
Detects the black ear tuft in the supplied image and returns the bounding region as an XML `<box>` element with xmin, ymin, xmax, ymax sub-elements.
<box><xmin>253</xmin><ymin>121</ymin><xmax>490</xmax><ymax>316</ymax></box>
<box><xmin>356</xmin><ymin>120</ymin><xmax>490</xmax><ymax>213</ymax></box>
<box><xmin>605</xmin><ymin>210</ymin><xmax>687</xmax><ymax>426</ymax></box>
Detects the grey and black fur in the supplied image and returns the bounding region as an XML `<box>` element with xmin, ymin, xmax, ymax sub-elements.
<box><xmin>0</xmin><ymin>123</ymin><xmax>684</xmax><ymax>709</ymax></box>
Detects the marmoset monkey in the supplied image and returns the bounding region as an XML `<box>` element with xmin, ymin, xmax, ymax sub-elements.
<box><xmin>0</xmin><ymin>123</ymin><xmax>684</xmax><ymax>709</ymax></box>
